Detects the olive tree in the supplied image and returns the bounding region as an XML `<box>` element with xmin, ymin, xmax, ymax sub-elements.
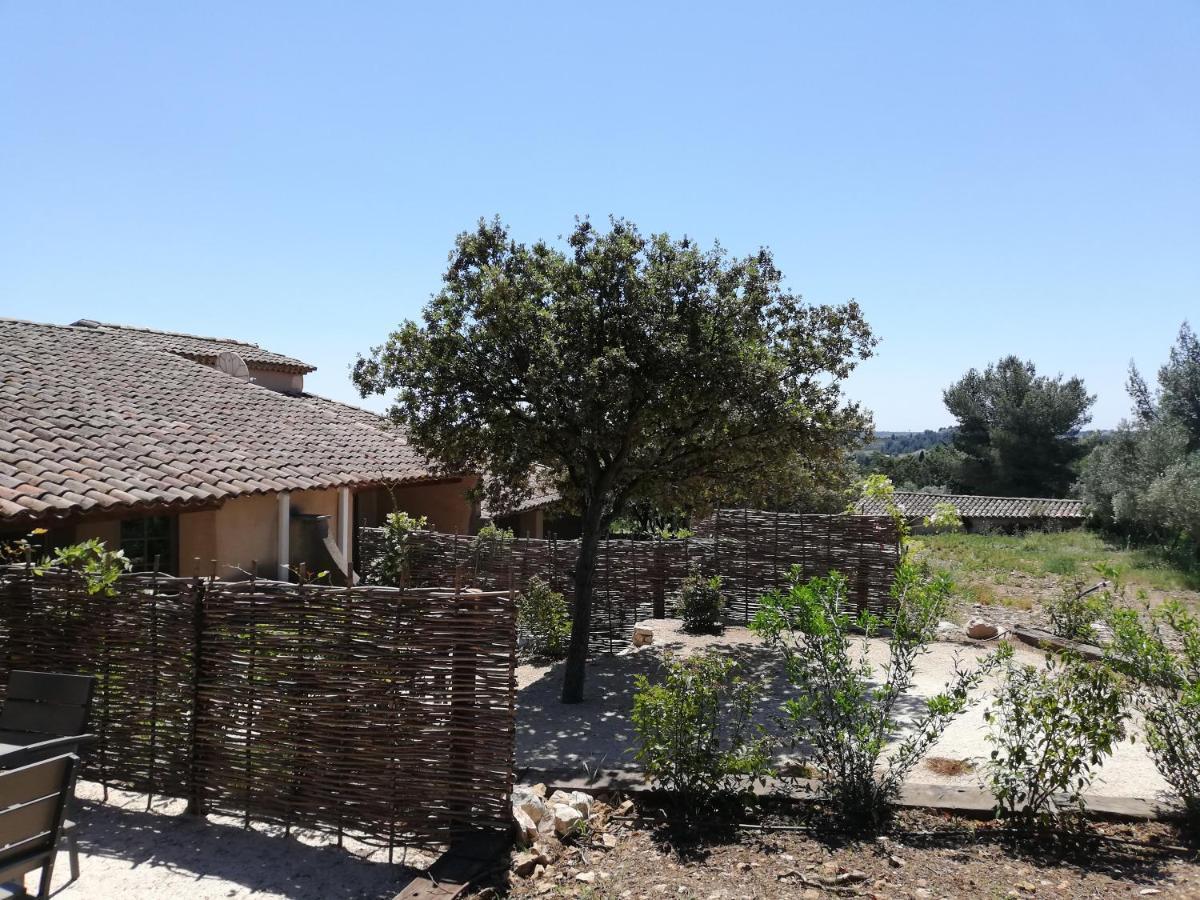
<box><xmin>354</xmin><ymin>217</ymin><xmax>874</xmax><ymax>702</ymax></box>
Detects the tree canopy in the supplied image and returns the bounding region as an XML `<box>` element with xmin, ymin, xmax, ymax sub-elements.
<box><xmin>1080</xmin><ymin>322</ymin><xmax>1200</xmax><ymax>557</ymax></box>
<box><xmin>354</xmin><ymin>217</ymin><xmax>875</xmax><ymax>701</ymax></box>
<box><xmin>942</xmin><ymin>356</ymin><xmax>1094</xmax><ymax>497</ymax></box>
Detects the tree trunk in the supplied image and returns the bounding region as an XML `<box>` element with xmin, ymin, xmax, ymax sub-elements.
<box><xmin>560</xmin><ymin>506</ymin><xmax>604</xmax><ymax>703</ymax></box>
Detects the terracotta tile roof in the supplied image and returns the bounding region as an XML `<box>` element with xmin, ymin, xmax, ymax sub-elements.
<box><xmin>0</xmin><ymin>319</ymin><xmax>434</xmax><ymax>524</ymax></box>
<box><xmin>70</xmin><ymin>319</ymin><xmax>316</xmax><ymax>373</ymax></box>
<box><xmin>479</xmin><ymin>466</ymin><xmax>563</xmax><ymax>518</ymax></box>
<box><xmin>856</xmin><ymin>491</ymin><xmax>1084</xmax><ymax>520</ymax></box>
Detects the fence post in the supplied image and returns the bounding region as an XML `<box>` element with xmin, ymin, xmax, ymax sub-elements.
<box><xmin>652</xmin><ymin>537</ymin><xmax>665</xmax><ymax>619</ymax></box>
<box><xmin>186</xmin><ymin>573</ymin><xmax>208</xmax><ymax>816</ymax></box>
<box><xmin>448</xmin><ymin>585</ymin><xmax>477</xmax><ymax>846</ymax></box>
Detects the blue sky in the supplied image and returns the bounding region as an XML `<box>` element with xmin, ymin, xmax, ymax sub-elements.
<box><xmin>1</xmin><ymin>2</ymin><xmax>1196</xmax><ymax>431</ymax></box>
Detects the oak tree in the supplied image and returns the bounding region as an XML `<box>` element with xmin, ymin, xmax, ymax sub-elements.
<box><xmin>354</xmin><ymin>217</ymin><xmax>874</xmax><ymax>702</ymax></box>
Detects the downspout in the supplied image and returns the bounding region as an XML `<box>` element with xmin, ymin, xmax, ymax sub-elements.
<box><xmin>277</xmin><ymin>492</ymin><xmax>291</xmax><ymax>581</ymax></box>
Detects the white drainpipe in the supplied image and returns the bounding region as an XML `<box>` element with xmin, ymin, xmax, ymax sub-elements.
<box><xmin>277</xmin><ymin>492</ymin><xmax>291</xmax><ymax>581</ymax></box>
<box><xmin>338</xmin><ymin>486</ymin><xmax>352</xmax><ymax>578</ymax></box>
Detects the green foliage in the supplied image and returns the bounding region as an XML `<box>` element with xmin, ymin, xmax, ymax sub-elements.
<box><xmin>923</xmin><ymin>501</ymin><xmax>962</xmax><ymax>532</ymax></box>
<box><xmin>753</xmin><ymin>565</ymin><xmax>1006</xmax><ymax>831</ymax></box>
<box><xmin>468</xmin><ymin>523</ymin><xmax>513</xmax><ymax>578</ymax></box>
<box><xmin>857</xmin><ymin>444</ymin><xmax>964</xmax><ymax>494</ymax></box>
<box><xmin>1081</xmin><ymin>323</ymin><xmax>1200</xmax><ymax>564</ymax></box>
<box><xmin>944</xmin><ymin>355</ymin><xmax>1094</xmax><ymax>497</ymax></box>
<box><xmin>631</xmin><ymin>651</ymin><xmax>771</xmax><ymax>816</ymax></box>
<box><xmin>517</xmin><ymin>576</ymin><xmax>571</xmax><ymax>659</ymax></box>
<box><xmin>39</xmin><ymin>539</ymin><xmax>131</xmax><ymax>597</ymax></box>
<box><xmin>677</xmin><ymin>572</ymin><xmax>724</xmax><ymax>634</ymax></box>
<box><xmin>864</xmin><ymin>428</ymin><xmax>957</xmax><ymax>456</ymax></box>
<box><xmin>1106</xmin><ymin>599</ymin><xmax>1200</xmax><ymax>825</ymax></box>
<box><xmin>984</xmin><ymin>653</ymin><xmax>1128</xmax><ymax>830</ymax></box>
<box><xmin>1047</xmin><ymin>566</ymin><xmax>1120</xmax><ymax>643</ymax></box>
<box><xmin>364</xmin><ymin>511</ymin><xmax>428</xmax><ymax>586</ymax></box>
<box><xmin>354</xmin><ymin>216</ymin><xmax>875</xmax><ymax>702</ymax></box>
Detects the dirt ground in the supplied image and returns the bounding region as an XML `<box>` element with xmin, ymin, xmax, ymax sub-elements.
<box><xmin>516</xmin><ymin>619</ymin><xmax>1168</xmax><ymax>803</ymax></box>
<box><xmin>481</xmin><ymin>807</ymin><xmax>1200</xmax><ymax>899</ymax></box>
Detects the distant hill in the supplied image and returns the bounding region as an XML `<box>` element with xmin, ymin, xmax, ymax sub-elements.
<box><xmin>864</xmin><ymin>428</ymin><xmax>956</xmax><ymax>456</ymax></box>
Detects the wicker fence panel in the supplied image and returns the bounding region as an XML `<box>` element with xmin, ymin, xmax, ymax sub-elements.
<box><xmin>0</xmin><ymin>567</ymin><xmax>517</xmax><ymax>850</ymax></box>
<box><xmin>360</xmin><ymin>510</ymin><xmax>900</xmax><ymax>650</ymax></box>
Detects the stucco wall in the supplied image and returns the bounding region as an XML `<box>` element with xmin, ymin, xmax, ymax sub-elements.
<box><xmin>74</xmin><ymin>518</ymin><xmax>120</xmax><ymax>548</ymax></box>
<box><xmin>357</xmin><ymin>478</ymin><xmax>477</xmax><ymax>534</ymax></box>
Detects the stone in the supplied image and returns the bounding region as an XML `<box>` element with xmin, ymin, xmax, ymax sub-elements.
<box><xmin>600</xmin><ymin>832</ymin><xmax>618</xmax><ymax>849</ymax></box>
<box><xmin>617</xmin><ymin>799</ymin><xmax>635</xmax><ymax>815</ymax></box>
<box><xmin>513</xmin><ymin>807</ymin><xmax>538</xmax><ymax>847</ymax></box>
<box><xmin>554</xmin><ymin>805</ymin><xmax>584</xmax><ymax>837</ymax></box>
<box><xmin>576</xmin><ymin>871</ymin><xmax>596</xmax><ymax>884</ymax></box>
<box><xmin>513</xmin><ymin>850</ymin><xmax>541</xmax><ymax>877</ymax></box>
<box><xmin>966</xmin><ymin>619</ymin><xmax>999</xmax><ymax>640</ymax></box>
<box><xmin>547</xmin><ymin>789</ymin><xmax>573</xmax><ymax>807</ymax></box>
<box><xmin>529</xmin><ymin>782</ymin><xmax>547</xmax><ymax>799</ymax></box>
<box><xmin>517</xmin><ymin>794</ymin><xmax>549</xmax><ymax>825</ymax></box>
<box><xmin>632</xmin><ymin>625</ymin><xmax>655</xmax><ymax>647</ymax></box>
<box><xmin>566</xmin><ymin>790</ymin><xmax>593</xmax><ymax>817</ymax></box>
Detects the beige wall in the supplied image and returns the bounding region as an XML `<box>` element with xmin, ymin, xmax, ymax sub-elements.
<box><xmin>246</xmin><ymin>367</ymin><xmax>304</xmax><ymax>393</ymax></box>
<box><xmin>74</xmin><ymin>518</ymin><xmax>120</xmax><ymax>548</ymax></box>
<box><xmin>357</xmin><ymin>478</ymin><xmax>477</xmax><ymax>534</ymax></box>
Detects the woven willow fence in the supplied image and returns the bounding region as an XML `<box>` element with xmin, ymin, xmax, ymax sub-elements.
<box><xmin>0</xmin><ymin>566</ymin><xmax>517</xmax><ymax>851</ymax></box>
<box><xmin>360</xmin><ymin>509</ymin><xmax>900</xmax><ymax>653</ymax></box>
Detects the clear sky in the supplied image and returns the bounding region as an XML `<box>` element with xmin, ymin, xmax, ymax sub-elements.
<box><xmin>1</xmin><ymin>2</ymin><xmax>1196</xmax><ymax>431</ymax></box>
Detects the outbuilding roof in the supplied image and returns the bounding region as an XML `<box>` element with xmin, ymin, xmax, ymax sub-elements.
<box><xmin>0</xmin><ymin>318</ymin><xmax>433</xmax><ymax>524</ymax></box>
<box><xmin>70</xmin><ymin>319</ymin><xmax>316</xmax><ymax>373</ymax></box>
<box><xmin>856</xmin><ymin>491</ymin><xmax>1084</xmax><ymax>520</ymax></box>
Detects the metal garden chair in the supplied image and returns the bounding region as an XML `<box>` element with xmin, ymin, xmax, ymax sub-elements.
<box><xmin>0</xmin><ymin>753</ymin><xmax>78</xmax><ymax>899</ymax></box>
<box><xmin>0</xmin><ymin>672</ymin><xmax>96</xmax><ymax>886</ymax></box>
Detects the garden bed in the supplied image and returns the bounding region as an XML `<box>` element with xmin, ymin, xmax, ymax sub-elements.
<box><xmin>475</xmin><ymin>803</ymin><xmax>1200</xmax><ymax>898</ymax></box>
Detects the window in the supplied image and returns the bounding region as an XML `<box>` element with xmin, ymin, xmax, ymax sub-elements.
<box><xmin>119</xmin><ymin>515</ymin><xmax>176</xmax><ymax>573</ymax></box>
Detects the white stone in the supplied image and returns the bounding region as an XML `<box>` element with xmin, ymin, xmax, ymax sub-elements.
<box><xmin>513</xmin><ymin>806</ymin><xmax>538</xmax><ymax>846</ymax></box>
<box><xmin>517</xmin><ymin>794</ymin><xmax>548</xmax><ymax>825</ymax></box>
<box><xmin>566</xmin><ymin>790</ymin><xmax>593</xmax><ymax>817</ymax></box>
<box><xmin>554</xmin><ymin>805</ymin><xmax>584</xmax><ymax>837</ymax></box>
<box><xmin>547</xmin><ymin>789</ymin><xmax>572</xmax><ymax>807</ymax></box>
<box><xmin>632</xmin><ymin>626</ymin><xmax>655</xmax><ymax>647</ymax></box>
<box><xmin>966</xmin><ymin>619</ymin><xmax>999</xmax><ymax>640</ymax></box>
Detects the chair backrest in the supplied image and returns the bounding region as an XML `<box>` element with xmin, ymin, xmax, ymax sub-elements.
<box><xmin>0</xmin><ymin>672</ymin><xmax>95</xmax><ymax>742</ymax></box>
<box><xmin>0</xmin><ymin>753</ymin><xmax>75</xmax><ymax>885</ymax></box>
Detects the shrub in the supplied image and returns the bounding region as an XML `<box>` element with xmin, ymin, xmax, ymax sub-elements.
<box><xmin>1107</xmin><ymin>600</ymin><xmax>1200</xmax><ymax>826</ymax></box>
<box><xmin>467</xmin><ymin>523</ymin><xmax>513</xmax><ymax>580</ymax></box>
<box><xmin>1048</xmin><ymin>579</ymin><xmax>1111</xmax><ymax>644</ymax></box>
<box><xmin>984</xmin><ymin>653</ymin><xmax>1128</xmax><ymax>830</ymax></box>
<box><xmin>364</xmin><ymin>511</ymin><xmax>428</xmax><ymax>586</ymax></box>
<box><xmin>40</xmin><ymin>538</ymin><xmax>131</xmax><ymax>597</ymax></box>
<box><xmin>677</xmin><ymin>572</ymin><xmax>724</xmax><ymax>634</ymax></box>
<box><xmin>632</xmin><ymin>651</ymin><xmax>771</xmax><ymax>818</ymax></box>
<box><xmin>753</xmin><ymin>563</ymin><xmax>1007</xmax><ymax>831</ymax></box>
<box><xmin>517</xmin><ymin>577</ymin><xmax>571</xmax><ymax>659</ymax></box>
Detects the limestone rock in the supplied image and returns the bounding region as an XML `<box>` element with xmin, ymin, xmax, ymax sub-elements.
<box><xmin>632</xmin><ymin>625</ymin><xmax>655</xmax><ymax>647</ymax></box>
<box><xmin>513</xmin><ymin>807</ymin><xmax>538</xmax><ymax>847</ymax></box>
<box><xmin>554</xmin><ymin>805</ymin><xmax>584</xmax><ymax>837</ymax></box>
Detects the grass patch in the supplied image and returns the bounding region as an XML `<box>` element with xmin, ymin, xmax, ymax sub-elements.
<box><xmin>912</xmin><ymin>529</ymin><xmax>1200</xmax><ymax>611</ymax></box>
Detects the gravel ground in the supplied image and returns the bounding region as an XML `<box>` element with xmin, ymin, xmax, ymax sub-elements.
<box><xmin>516</xmin><ymin>619</ymin><xmax>1169</xmax><ymax>802</ymax></box>
<box><xmin>47</xmin><ymin>781</ymin><xmax>435</xmax><ymax>899</ymax></box>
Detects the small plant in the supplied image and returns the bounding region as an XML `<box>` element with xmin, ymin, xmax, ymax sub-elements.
<box><xmin>517</xmin><ymin>576</ymin><xmax>571</xmax><ymax>659</ymax></box>
<box><xmin>1106</xmin><ymin>599</ymin><xmax>1200</xmax><ymax>826</ymax></box>
<box><xmin>632</xmin><ymin>651</ymin><xmax>771</xmax><ymax>819</ymax></box>
<box><xmin>753</xmin><ymin>564</ymin><xmax>1007</xmax><ymax>831</ymax></box>
<box><xmin>923</xmin><ymin>501</ymin><xmax>962</xmax><ymax>532</ymax></box>
<box><xmin>40</xmin><ymin>538</ymin><xmax>131</xmax><ymax>597</ymax></box>
<box><xmin>1048</xmin><ymin>563</ymin><xmax>1120</xmax><ymax>643</ymax></box>
<box><xmin>364</xmin><ymin>511</ymin><xmax>428</xmax><ymax>586</ymax></box>
<box><xmin>677</xmin><ymin>572</ymin><xmax>724</xmax><ymax>634</ymax></box>
<box><xmin>468</xmin><ymin>523</ymin><xmax>513</xmax><ymax>579</ymax></box>
<box><xmin>984</xmin><ymin>652</ymin><xmax>1128</xmax><ymax>831</ymax></box>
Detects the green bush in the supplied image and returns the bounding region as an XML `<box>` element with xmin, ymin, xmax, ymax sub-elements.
<box><xmin>984</xmin><ymin>653</ymin><xmax>1128</xmax><ymax>830</ymax></box>
<box><xmin>467</xmin><ymin>523</ymin><xmax>513</xmax><ymax>581</ymax></box>
<box><xmin>677</xmin><ymin>572</ymin><xmax>724</xmax><ymax>634</ymax></box>
<box><xmin>753</xmin><ymin>563</ymin><xmax>1006</xmax><ymax>831</ymax></box>
<box><xmin>364</xmin><ymin>511</ymin><xmax>428</xmax><ymax>586</ymax></box>
<box><xmin>517</xmin><ymin>577</ymin><xmax>571</xmax><ymax>659</ymax></box>
<box><xmin>1107</xmin><ymin>600</ymin><xmax>1200</xmax><ymax>826</ymax></box>
<box><xmin>632</xmin><ymin>651</ymin><xmax>771</xmax><ymax>818</ymax></box>
<box><xmin>1048</xmin><ymin>574</ymin><xmax>1115</xmax><ymax>644</ymax></box>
